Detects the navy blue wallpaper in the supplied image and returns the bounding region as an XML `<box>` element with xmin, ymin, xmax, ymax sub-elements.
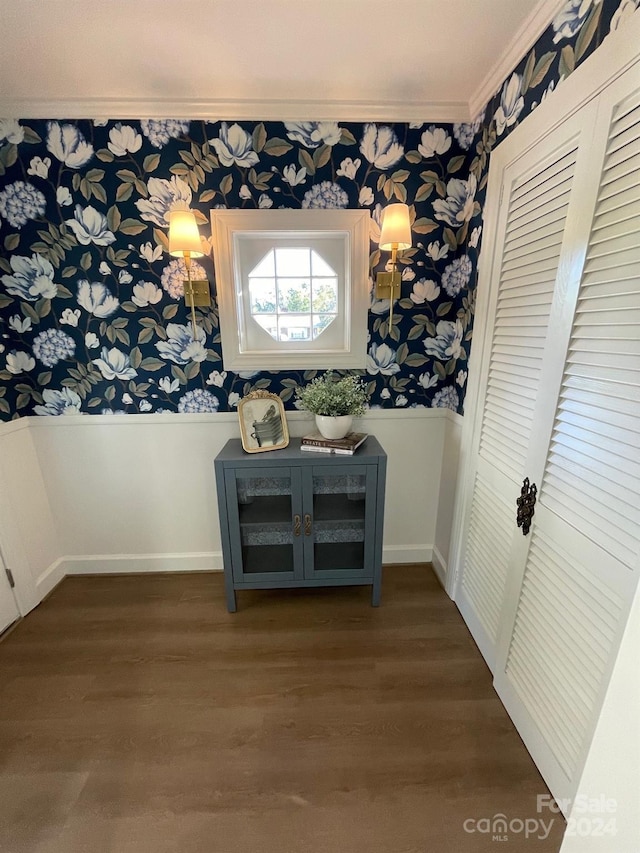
<box><xmin>462</xmin><ymin>0</ymin><xmax>636</xmax><ymax>357</ymax></box>
<box><xmin>0</xmin><ymin>0</ymin><xmax>636</xmax><ymax>420</ymax></box>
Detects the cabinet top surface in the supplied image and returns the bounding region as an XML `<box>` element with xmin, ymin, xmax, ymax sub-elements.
<box><xmin>215</xmin><ymin>436</ymin><xmax>386</xmax><ymax>465</ymax></box>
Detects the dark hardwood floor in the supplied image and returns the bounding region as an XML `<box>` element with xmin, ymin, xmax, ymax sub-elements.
<box><xmin>0</xmin><ymin>566</ymin><xmax>565</xmax><ymax>852</ymax></box>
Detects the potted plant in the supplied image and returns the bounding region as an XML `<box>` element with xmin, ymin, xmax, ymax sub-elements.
<box><xmin>295</xmin><ymin>372</ymin><xmax>369</xmax><ymax>439</ymax></box>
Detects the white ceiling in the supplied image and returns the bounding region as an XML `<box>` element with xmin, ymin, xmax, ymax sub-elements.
<box><xmin>0</xmin><ymin>0</ymin><xmax>563</xmax><ymax>121</ymax></box>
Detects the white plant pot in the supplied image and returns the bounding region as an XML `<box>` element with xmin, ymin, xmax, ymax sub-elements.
<box><xmin>315</xmin><ymin>414</ymin><xmax>353</xmax><ymax>440</ymax></box>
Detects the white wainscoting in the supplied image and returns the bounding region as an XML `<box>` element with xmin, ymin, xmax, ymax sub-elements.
<box><xmin>2</xmin><ymin>407</ymin><xmax>461</xmax><ymax>610</ymax></box>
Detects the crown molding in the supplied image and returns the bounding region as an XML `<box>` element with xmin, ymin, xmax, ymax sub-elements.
<box><xmin>0</xmin><ymin>96</ymin><xmax>471</xmax><ymax>124</ymax></box>
<box><xmin>468</xmin><ymin>0</ymin><xmax>566</xmax><ymax>119</ymax></box>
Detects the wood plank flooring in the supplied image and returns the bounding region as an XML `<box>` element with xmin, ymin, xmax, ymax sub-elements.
<box><xmin>0</xmin><ymin>566</ymin><xmax>565</xmax><ymax>852</ymax></box>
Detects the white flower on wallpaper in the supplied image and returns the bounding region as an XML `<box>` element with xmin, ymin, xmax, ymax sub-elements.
<box><xmin>139</xmin><ymin>241</ymin><xmax>164</xmax><ymax>263</ymax></box>
<box><xmin>177</xmin><ymin>389</ymin><xmax>220</xmax><ymax>413</ymax></box>
<box><xmin>452</xmin><ymin>120</ymin><xmax>480</xmax><ymax>151</ymax></box>
<box><xmin>423</xmin><ymin>320</ymin><xmax>463</xmax><ymax>361</ymax></box>
<box><xmin>418</xmin><ymin>371</ymin><xmax>439</xmax><ymax>390</ymax></box>
<box><xmin>359</xmin><ymin>124</ymin><xmax>404</xmax><ymax>170</ymax></box>
<box><xmin>282</xmin><ymin>164</ymin><xmax>307</xmax><ymax>186</ymax></box>
<box><xmin>433</xmin><ymin>174</ymin><xmax>477</xmax><ymax>227</ymax></box>
<box><xmin>358</xmin><ymin>186</ymin><xmax>374</xmax><ymax>206</ymax></box>
<box><xmin>159</xmin><ymin>376</ymin><xmax>180</xmax><ymax>394</ymax></box>
<box><xmin>46</xmin><ymin>122</ymin><xmax>94</xmax><ymax>168</ymax></box>
<box><xmin>27</xmin><ymin>156</ymin><xmax>51</xmax><ymax>178</ymax></box>
<box><xmin>0</xmin><ymin>119</ymin><xmax>24</xmax><ymax>144</ymax></box>
<box><xmin>56</xmin><ymin>186</ymin><xmax>73</xmax><ymax>206</ymax></box>
<box><xmin>32</xmin><ymin>328</ymin><xmax>76</xmax><ymax>367</ymax></box>
<box><xmin>67</xmin><ymin>204</ymin><xmax>116</xmax><ymax>246</ymax></box>
<box><xmin>5</xmin><ymin>351</ymin><xmax>35</xmax><ymax>374</ymax></box>
<box><xmin>92</xmin><ymin>346</ymin><xmax>138</xmax><ymax>380</ymax></box>
<box><xmin>336</xmin><ymin>158</ymin><xmax>361</xmax><ymax>180</ymax></box>
<box><xmin>160</xmin><ymin>258</ymin><xmax>207</xmax><ymax>299</ymax></box>
<box><xmin>140</xmin><ymin>119</ymin><xmax>190</xmax><ymax>149</ymax></box>
<box><xmin>468</xmin><ymin>226</ymin><xmax>482</xmax><ymax>248</ymax></box>
<box><xmin>494</xmin><ymin>73</ymin><xmax>525</xmax><ymax>135</ymax></box>
<box><xmin>418</xmin><ymin>126</ymin><xmax>452</xmax><ymax>158</ymax></box>
<box><xmin>212</xmin><ymin>122</ymin><xmax>259</xmax><ymax>168</ymax></box>
<box><xmin>410</xmin><ymin>278</ymin><xmax>441</xmax><ymax>304</ymax></box>
<box><xmin>77</xmin><ymin>281</ymin><xmax>120</xmax><ymax>318</ymax></box>
<box><xmin>441</xmin><ymin>255</ymin><xmax>472</xmax><ymax>297</ymax></box>
<box><xmin>301</xmin><ymin>181</ymin><xmax>349</xmax><ymax>209</ymax></box>
<box><xmin>107</xmin><ymin>123</ymin><xmax>143</xmax><ymax>156</ymax></box>
<box><xmin>155</xmin><ymin>323</ymin><xmax>207</xmax><ymax>364</ymax></box>
<box><xmin>8</xmin><ymin>315</ymin><xmax>32</xmax><ymax>333</ymax></box>
<box><xmin>135</xmin><ymin>176</ymin><xmax>193</xmax><ymax>227</ymax></box>
<box><xmin>60</xmin><ymin>308</ymin><xmax>81</xmax><ymax>326</ymax></box>
<box><xmin>610</xmin><ymin>0</ymin><xmax>639</xmax><ymax>30</ymax></box>
<box><xmin>284</xmin><ymin>122</ymin><xmax>341</xmax><ymax>148</ymax></box>
<box><xmin>34</xmin><ymin>388</ymin><xmax>83</xmax><ymax>416</ymax></box>
<box><xmin>1</xmin><ymin>254</ymin><xmax>57</xmax><ymax>301</ymax></box>
<box><xmin>432</xmin><ymin>386</ymin><xmax>460</xmax><ymax>411</ymax></box>
<box><xmin>132</xmin><ymin>281</ymin><xmax>162</xmax><ymax>307</ymax></box>
<box><xmin>206</xmin><ymin>370</ymin><xmax>227</xmax><ymax>387</ymax></box>
<box><xmin>552</xmin><ymin>0</ymin><xmax>601</xmax><ymax>41</ymax></box>
<box><xmin>426</xmin><ymin>240</ymin><xmax>449</xmax><ymax>261</ymax></box>
<box><xmin>0</xmin><ymin>180</ymin><xmax>46</xmax><ymax>228</ymax></box>
<box><xmin>366</xmin><ymin>342</ymin><xmax>400</xmax><ymax>375</ymax></box>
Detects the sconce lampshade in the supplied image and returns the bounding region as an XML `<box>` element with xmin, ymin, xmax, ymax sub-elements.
<box><xmin>379</xmin><ymin>203</ymin><xmax>412</xmax><ymax>250</ymax></box>
<box><xmin>168</xmin><ymin>209</ymin><xmax>204</xmax><ymax>257</ymax></box>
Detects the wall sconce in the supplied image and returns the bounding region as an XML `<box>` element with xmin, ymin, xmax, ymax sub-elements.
<box><xmin>375</xmin><ymin>203</ymin><xmax>412</xmax><ymax>332</ymax></box>
<box><xmin>168</xmin><ymin>209</ymin><xmax>210</xmax><ymax>339</ymax></box>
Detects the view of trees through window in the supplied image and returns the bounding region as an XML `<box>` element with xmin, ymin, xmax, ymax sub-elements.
<box><xmin>248</xmin><ymin>248</ymin><xmax>338</xmax><ymax>342</ymax></box>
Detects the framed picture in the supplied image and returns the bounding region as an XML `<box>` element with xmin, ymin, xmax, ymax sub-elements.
<box><xmin>238</xmin><ymin>390</ymin><xmax>289</xmax><ymax>453</ymax></box>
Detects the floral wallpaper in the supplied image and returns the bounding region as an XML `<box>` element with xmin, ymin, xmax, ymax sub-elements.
<box><xmin>462</xmin><ymin>0</ymin><xmax>638</xmax><ymax>361</ymax></box>
<box><xmin>0</xmin><ymin>117</ymin><xmax>477</xmax><ymax>419</ymax></box>
<box><xmin>0</xmin><ymin>0</ymin><xmax>636</xmax><ymax>421</ymax></box>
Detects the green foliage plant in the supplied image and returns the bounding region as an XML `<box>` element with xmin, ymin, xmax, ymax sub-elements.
<box><xmin>295</xmin><ymin>372</ymin><xmax>369</xmax><ymax>417</ymax></box>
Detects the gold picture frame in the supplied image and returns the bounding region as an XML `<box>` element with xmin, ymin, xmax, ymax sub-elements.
<box><xmin>238</xmin><ymin>390</ymin><xmax>289</xmax><ymax>453</ymax></box>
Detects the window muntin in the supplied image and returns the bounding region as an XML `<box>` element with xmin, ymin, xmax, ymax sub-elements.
<box><xmin>248</xmin><ymin>248</ymin><xmax>338</xmax><ymax>343</ymax></box>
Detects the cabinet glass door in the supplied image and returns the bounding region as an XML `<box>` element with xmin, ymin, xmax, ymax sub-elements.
<box><xmin>227</xmin><ymin>467</ymin><xmax>303</xmax><ymax>582</ymax></box>
<box><xmin>305</xmin><ymin>465</ymin><xmax>376</xmax><ymax>578</ymax></box>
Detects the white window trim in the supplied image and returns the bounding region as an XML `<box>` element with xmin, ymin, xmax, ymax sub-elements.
<box><xmin>210</xmin><ymin>209</ymin><xmax>370</xmax><ymax>371</ymax></box>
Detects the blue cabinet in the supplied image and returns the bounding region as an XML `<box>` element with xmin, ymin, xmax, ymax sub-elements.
<box><xmin>214</xmin><ymin>437</ymin><xmax>387</xmax><ymax>611</ymax></box>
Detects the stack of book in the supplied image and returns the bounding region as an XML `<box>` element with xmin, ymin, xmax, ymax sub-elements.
<box><xmin>300</xmin><ymin>432</ymin><xmax>368</xmax><ymax>455</ymax></box>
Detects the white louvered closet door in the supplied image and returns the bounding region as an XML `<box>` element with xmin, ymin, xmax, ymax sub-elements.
<box><xmin>453</xmin><ymin>103</ymin><xmax>597</xmax><ymax>669</ymax></box>
<box><xmin>493</xmin><ymin>68</ymin><xmax>640</xmax><ymax>806</ymax></box>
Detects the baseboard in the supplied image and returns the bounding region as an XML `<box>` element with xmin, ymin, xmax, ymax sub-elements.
<box><xmin>383</xmin><ymin>545</ymin><xmax>432</xmax><ymax>565</ymax></box>
<box><xmin>50</xmin><ymin>545</ymin><xmax>432</xmax><ymax>580</ymax></box>
<box><xmin>61</xmin><ymin>552</ymin><xmax>224</xmax><ymax>575</ymax></box>
<box><xmin>35</xmin><ymin>557</ymin><xmax>66</xmax><ymax>602</ymax></box>
<box><xmin>430</xmin><ymin>545</ymin><xmax>449</xmax><ymax>592</ymax></box>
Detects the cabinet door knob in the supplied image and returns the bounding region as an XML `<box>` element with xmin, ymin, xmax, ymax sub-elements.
<box><xmin>293</xmin><ymin>514</ymin><xmax>301</xmax><ymax>536</ymax></box>
<box><xmin>304</xmin><ymin>513</ymin><xmax>312</xmax><ymax>536</ymax></box>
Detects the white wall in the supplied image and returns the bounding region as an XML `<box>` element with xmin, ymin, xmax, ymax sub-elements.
<box><xmin>0</xmin><ymin>419</ymin><xmax>61</xmax><ymax>612</ymax></box>
<box><xmin>17</xmin><ymin>408</ymin><xmax>453</xmax><ymax>579</ymax></box>
<box><xmin>432</xmin><ymin>411</ymin><xmax>462</xmax><ymax>586</ymax></box>
<box><xmin>559</xmin><ymin>580</ymin><xmax>640</xmax><ymax>853</ymax></box>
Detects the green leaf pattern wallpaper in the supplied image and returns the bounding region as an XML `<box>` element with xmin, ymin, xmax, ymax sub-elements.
<box><xmin>0</xmin><ymin>0</ymin><xmax>635</xmax><ymax>419</ymax></box>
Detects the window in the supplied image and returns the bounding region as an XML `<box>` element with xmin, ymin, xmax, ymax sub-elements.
<box><xmin>210</xmin><ymin>210</ymin><xmax>370</xmax><ymax>371</ymax></box>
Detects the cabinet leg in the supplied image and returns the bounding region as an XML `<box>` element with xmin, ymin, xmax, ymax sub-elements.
<box><xmin>371</xmin><ymin>574</ymin><xmax>381</xmax><ymax>607</ymax></box>
<box><xmin>224</xmin><ymin>572</ymin><xmax>237</xmax><ymax>613</ymax></box>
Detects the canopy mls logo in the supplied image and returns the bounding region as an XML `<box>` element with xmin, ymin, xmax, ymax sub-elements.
<box><xmin>462</xmin><ymin>814</ymin><xmax>555</xmax><ymax>842</ymax></box>
<box><xmin>463</xmin><ymin>795</ymin><xmax>619</xmax><ymax>843</ymax></box>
